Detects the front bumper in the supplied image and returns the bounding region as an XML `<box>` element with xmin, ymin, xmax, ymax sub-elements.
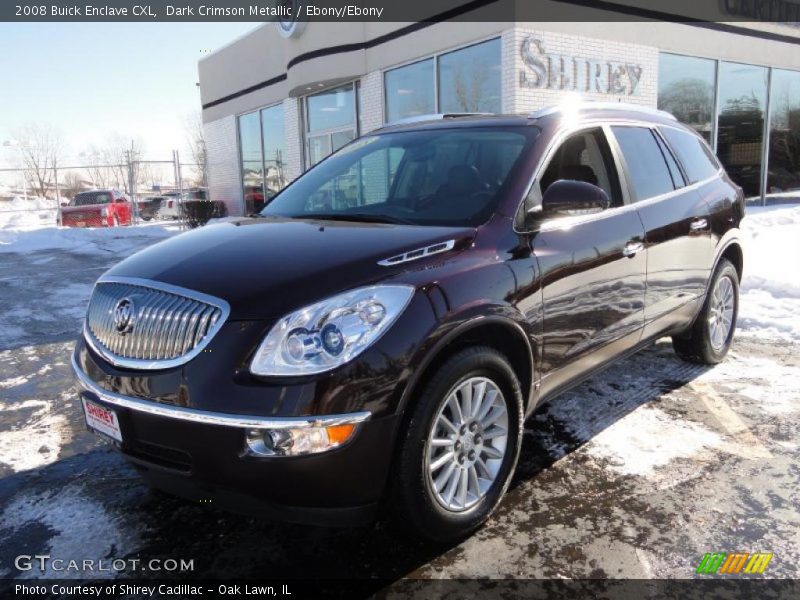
<box><xmin>72</xmin><ymin>350</ymin><xmax>400</xmax><ymax>526</ymax></box>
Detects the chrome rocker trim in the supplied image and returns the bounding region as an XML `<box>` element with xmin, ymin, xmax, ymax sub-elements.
<box><xmin>72</xmin><ymin>353</ymin><xmax>371</xmax><ymax>430</ymax></box>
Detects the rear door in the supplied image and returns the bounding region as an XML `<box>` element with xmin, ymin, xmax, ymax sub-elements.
<box><xmin>528</xmin><ymin>126</ymin><xmax>647</xmax><ymax>398</ymax></box>
<box><xmin>609</xmin><ymin>125</ymin><xmax>715</xmax><ymax>338</ymax></box>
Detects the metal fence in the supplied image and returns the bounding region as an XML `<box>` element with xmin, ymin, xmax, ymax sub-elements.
<box><xmin>0</xmin><ymin>152</ymin><xmax>208</xmax><ymax>229</ymax></box>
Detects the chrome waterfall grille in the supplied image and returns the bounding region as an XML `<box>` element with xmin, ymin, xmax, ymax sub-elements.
<box><xmin>84</xmin><ymin>277</ymin><xmax>230</xmax><ymax>369</ymax></box>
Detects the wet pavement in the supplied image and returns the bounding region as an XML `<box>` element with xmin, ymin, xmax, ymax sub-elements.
<box><xmin>1</xmin><ymin>247</ymin><xmax>799</xmax><ymax>585</ymax></box>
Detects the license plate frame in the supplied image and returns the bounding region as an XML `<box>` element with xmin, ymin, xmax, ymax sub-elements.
<box><xmin>81</xmin><ymin>397</ymin><xmax>123</xmax><ymax>443</ymax></box>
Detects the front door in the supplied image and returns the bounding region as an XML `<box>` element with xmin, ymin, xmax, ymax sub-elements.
<box><xmin>525</xmin><ymin>127</ymin><xmax>647</xmax><ymax>398</ymax></box>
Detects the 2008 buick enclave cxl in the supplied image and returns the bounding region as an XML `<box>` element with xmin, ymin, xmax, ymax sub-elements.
<box><xmin>73</xmin><ymin>104</ymin><xmax>744</xmax><ymax>542</ymax></box>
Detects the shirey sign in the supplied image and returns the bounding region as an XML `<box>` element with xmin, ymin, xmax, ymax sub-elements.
<box><xmin>520</xmin><ymin>37</ymin><xmax>644</xmax><ymax>96</ymax></box>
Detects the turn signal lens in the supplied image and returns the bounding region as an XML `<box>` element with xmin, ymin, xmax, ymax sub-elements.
<box><xmin>325</xmin><ymin>423</ymin><xmax>356</xmax><ymax>445</ymax></box>
<box><xmin>245</xmin><ymin>422</ymin><xmax>358</xmax><ymax>457</ymax></box>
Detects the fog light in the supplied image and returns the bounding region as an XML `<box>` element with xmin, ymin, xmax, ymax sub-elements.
<box><xmin>245</xmin><ymin>423</ymin><xmax>358</xmax><ymax>457</ymax></box>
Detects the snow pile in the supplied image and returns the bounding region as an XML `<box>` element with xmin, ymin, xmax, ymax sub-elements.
<box><xmin>0</xmin><ymin>220</ymin><xmax>181</xmax><ymax>254</ymax></box>
<box><xmin>0</xmin><ymin>194</ymin><xmax>182</xmax><ymax>254</ymax></box>
<box><xmin>0</xmin><ymin>195</ymin><xmax>58</xmax><ymax>229</ymax></box>
<box><xmin>738</xmin><ymin>205</ymin><xmax>800</xmax><ymax>342</ymax></box>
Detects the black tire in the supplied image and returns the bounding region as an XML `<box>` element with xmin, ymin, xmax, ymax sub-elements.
<box><xmin>392</xmin><ymin>346</ymin><xmax>524</xmax><ymax>543</ymax></box>
<box><xmin>672</xmin><ymin>258</ymin><xmax>739</xmax><ymax>364</ymax></box>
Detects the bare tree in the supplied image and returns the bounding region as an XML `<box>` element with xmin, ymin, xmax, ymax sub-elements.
<box><xmin>12</xmin><ymin>123</ymin><xmax>64</xmax><ymax>198</ymax></box>
<box><xmin>61</xmin><ymin>171</ymin><xmax>84</xmax><ymax>199</ymax></box>
<box><xmin>451</xmin><ymin>65</ymin><xmax>490</xmax><ymax>113</ymax></box>
<box><xmin>185</xmin><ymin>111</ymin><xmax>208</xmax><ymax>187</ymax></box>
<box><xmin>82</xmin><ymin>134</ymin><xmax>146</xmax><ymax>194</ymax></box>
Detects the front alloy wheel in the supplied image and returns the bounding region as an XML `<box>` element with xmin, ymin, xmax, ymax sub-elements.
<box><xmin>426</xmin><ymin>377</ymin><xmax>509</xmax><ymax>512</ymax></box>
<box><xmin>393</xmin><ymin>346</ymin><xmax>523</xmax><ymax>543</ymax></box>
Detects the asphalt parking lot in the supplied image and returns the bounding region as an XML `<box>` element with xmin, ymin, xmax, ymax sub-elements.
<box><xmin>1</xmin><ymin>243</ymin><xmax>799</xmax><ymax>587</ymax></box>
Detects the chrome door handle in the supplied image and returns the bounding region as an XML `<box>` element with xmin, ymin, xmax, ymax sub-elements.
<box><xmin>622</xmin><ymin>240</ymin><xmax>644</xmax><ymax>257</ymax></box>
<box><xmin>690</xmin><ymin>218</ymin><xmax>708</xmax><ymax>231</ymax></box>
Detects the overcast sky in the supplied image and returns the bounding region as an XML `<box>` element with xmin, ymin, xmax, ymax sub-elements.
<box><xmin>0</xmin><ymin>22</ymin><xmax>259</xmax><ymax>165</ymax></box>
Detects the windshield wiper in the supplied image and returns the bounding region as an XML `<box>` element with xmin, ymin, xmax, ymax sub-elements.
<box><xmin>297</xmin><ymin>212</ymin><xmax>415</xmax><ymax>225</ymax></box>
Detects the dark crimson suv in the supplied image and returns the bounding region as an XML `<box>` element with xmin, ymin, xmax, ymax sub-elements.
<box><xmin>73</xmin><ymin>104</ymin><xmax>744</xmax><ymax>542</ymax></box>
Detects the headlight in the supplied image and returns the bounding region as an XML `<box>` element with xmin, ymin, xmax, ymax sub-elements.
<box><xmin>250</xmin><ymin>285</ymin><xmax>415</xmax><ymax>376</ymax></box>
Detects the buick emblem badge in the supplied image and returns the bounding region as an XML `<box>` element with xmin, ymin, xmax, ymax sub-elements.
<box><xmin>113</xmin><ymin>298</ymin><xmax>135</xmax><ymax>334</ymax></box>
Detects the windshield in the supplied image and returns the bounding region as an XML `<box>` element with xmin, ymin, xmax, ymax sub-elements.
<box><xmin>261</xmin><ymin>127</ymin><xmax>536</xmax><ymax>227</ymax></box>
<box><xmin>71</xmin><ymin>191</ymin><xmax>111</xmax><ymax>206</ymax></box>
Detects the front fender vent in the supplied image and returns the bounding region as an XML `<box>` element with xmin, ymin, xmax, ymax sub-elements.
<box><xmin>377</xmin><ymin>239</ymin><xmax>456</xmax><ymax>266</ymax></box>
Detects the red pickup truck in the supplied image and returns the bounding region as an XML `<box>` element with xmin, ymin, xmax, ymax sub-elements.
<box><xmin>60</xmin><ymin>190</ymin><xmax>132</xmax><ymax>228</ymax></box>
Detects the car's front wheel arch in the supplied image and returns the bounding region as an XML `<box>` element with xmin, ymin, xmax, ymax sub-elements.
<box><xmin>397</xmin><ymin>316</ymin><xmax>536</xmax><ymax>421</ymax></box>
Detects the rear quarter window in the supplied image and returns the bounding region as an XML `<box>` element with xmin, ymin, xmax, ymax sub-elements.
<box><xmin>611</xmin><ymin>126</ymin><xmax>676</xmax><ymax>201</ymax></box>
<box><xmin>660</xmin><ymin>127</ymin><xmax>720</xmax><ymax>184</ymax></box>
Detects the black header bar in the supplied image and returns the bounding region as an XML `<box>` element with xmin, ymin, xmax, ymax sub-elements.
<box><xmin>4</xmin><ymin>0</ymin><xmax>800</xmax><ymax>23</ymax></box>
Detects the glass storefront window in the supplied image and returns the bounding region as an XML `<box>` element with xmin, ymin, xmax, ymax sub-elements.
<box><xmin>238</xmin><ymin>111</ymin><xmax>264</xmax><ymax>213</ymax></box>
<box><xmin>384</xmin><ymin>59</ymin><xmax>435</xmax><ymax>123</ymax></box>
<box><xmin>716</xmin><ymin>62</ymin><xmax>769</xmax><ymax>199</ymax></box>
<box><xmin>261</xmin><ymin>104</ymin><xmax>287</xmax><ymax>204</ymax></box>
<box><xmin>306</xmin><ymin>85</ymin><xmax>355</xmax><ymax>132</ymax></box>
<box><xmin>438</xmin><ymin>38</ymin><xmax>501</xmax><ymax>113</ymax></box>
<box><xmin>239</xmin><ymin>105</ymin><xmax>287</xmax><ymax>214</ymax></box>
<box><xmin>658</xmin><ymin>53</ymin><xmax>717</xmax><ymax>143</ymax></box>
<box><xmin>305</xmin><ymin>83</ymin><xmax>358</xmax><ymax>166</ymax></box>
<box><xmin>767</xmin><ymin>69</ymin><xmax>800</xmax><ymax>201</ymax></box>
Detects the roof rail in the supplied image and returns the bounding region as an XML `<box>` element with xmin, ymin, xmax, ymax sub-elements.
<box><xmin>530</xmin><ymin>102</ymin><xmax>677</xmax><ymax>121</ymax></box>
<box><xmin>385</xmin><ymin>112</ymin><xmax>492</xmax><ymax>126</ymax></box>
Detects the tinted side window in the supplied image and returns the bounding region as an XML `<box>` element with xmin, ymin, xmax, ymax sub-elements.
<box><xmin>654</xmin><ymin>132</ymin><xmax>685</xmax><ymax>189</ymax></box>
<box><xmin>612</xmin><ymin>126</ymin><xmax>675</xmax><ymax>201</ymax></box>
<box><xmin>661</xmin><ymin>127</ymin><xmax>720</xmax><ymax>184</ymax></box>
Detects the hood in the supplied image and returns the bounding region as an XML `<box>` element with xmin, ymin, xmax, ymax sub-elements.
<box><xmin>105</xmin><ymin>217</ymin><xmax>474</xmax><ymax>319</ymax></box>
<box><xmin>62</xmin><ymin>204</ymin><xmax>105</xmax><ymax>212</ymax></box>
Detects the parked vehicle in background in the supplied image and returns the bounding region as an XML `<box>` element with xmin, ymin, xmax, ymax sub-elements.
<box><xmin>73</xmin><ymin>105</ymin><xmax>744</xmax><ymax>542</ymax></box>
<box><xmin>137</xmin><ymin>196</ymin><xmax>165</xmax><ymax>221</ymax></box>
<box><xmin>158</xmin><ymin>188</ymin><xmax>208</xmax><ymax>220</ymax></box>
<box><xmin>60</xmin><ymin>189</ymin><xmax>131</xmax><ymax>228</ymax></box>
<box><xmin>244</xmin><ymin>185</ymin><xmax>278</xmax><ymax>214</ymax></box>
<box><xmin>158</xmin><ymin>191</ymin><xmax>185</xmax><ymax>220</ymax></box>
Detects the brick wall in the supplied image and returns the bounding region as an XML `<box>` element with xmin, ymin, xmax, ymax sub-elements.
<box><xmin>283</xmin><ymin>97</ymin><xmax>304</xmax><ymax>182</ymax></box>
<box><xmin>359</xmin><ymin>71</ymin><xmax>384</xmax><ymax>133</ymax></box>
<box><xmin>503</xmin><ymin>27</ymin><xmax>659</xmax><ymax>114</ymax></box>
<box><xmin>204</xmin><ymin>115</ymin><xmax>242</xmax><ymax>216</ymax></box>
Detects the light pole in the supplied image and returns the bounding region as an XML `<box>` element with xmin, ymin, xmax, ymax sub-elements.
<box><xmin>2</xmin><ymin>140</ymin><xmax>27</xmax><ymax>201</ymax></box>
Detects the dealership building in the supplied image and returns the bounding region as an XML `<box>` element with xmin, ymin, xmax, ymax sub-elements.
<box><xmin>198</xmin><ymin>17</ymin><xmax>800</xmax><ymax>215</ymax></box>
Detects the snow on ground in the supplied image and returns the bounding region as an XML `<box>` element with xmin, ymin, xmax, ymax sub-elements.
<box><xmin>0</xmin><ymin>483</ymin><xmax>141</xmax><ymax>579</ymax></box>
<box><xmin>738</xmin><ymin>204</ymin><xmax>800</xmax><ymax>342</ymax></box>
<box><xmin>0</xmin><ymin>395</ymin><xmax>71</xmax><ymax>472</ymax></box>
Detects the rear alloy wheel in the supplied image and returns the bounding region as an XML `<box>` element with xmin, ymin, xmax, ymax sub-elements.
<box><xmin>673</xmin><ymin>258</ymin><xmax>739</xmax><ymax>364</ymax></box>
<box><xmin>393</xmin><ymin>346</ymin><xmax>523</xmax><ymax>543</ymax></box>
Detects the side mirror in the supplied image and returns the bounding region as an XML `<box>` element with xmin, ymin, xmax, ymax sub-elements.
<box><xmin>540</xmin><ymin>179</ymin><xmax>610</xmax><ymax>216</ymax></box>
